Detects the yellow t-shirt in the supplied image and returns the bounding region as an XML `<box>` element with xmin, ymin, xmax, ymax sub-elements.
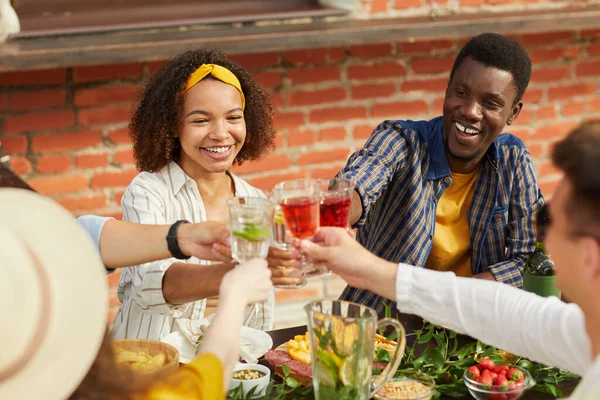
<box><xmin>143</xmin><ymin>353</ymin><xmax>224</xmax><ymax>400</ymax></box>
<box><xmin>425</xmin><ymin>170</ymin><xmax>480</xmax><ymax>277</ymax></box>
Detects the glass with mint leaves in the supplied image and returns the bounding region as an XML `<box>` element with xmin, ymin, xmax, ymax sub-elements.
<box><xmin>228</xmin><ymin>197</ymin><xmax>273</xmax><ymax>263</ymax></box>
<box><xmin>227</xmin><ymin>197</ymin><xmax>274</xmax><ymax>325</ymax></box>
<box><xmin>305</xmin><ymin>300</ymin><xmax>406</xmax><ymax>400</ymax></box>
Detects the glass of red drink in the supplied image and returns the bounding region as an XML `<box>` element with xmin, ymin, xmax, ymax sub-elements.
<box><xmin>319</xmin><ymin>178</ymin><xmax>353</xmax><ymax>229</ymax></box>
<box><xmin>273</xmin><ymin>178</ymin><xmax>320</xmax><ymax>276</ymax></box>
<box><xmin>314</xmin><ymin>178</ymin><xmax>353</xmax><ymax>276</ymax></box>
<box><xmin>264</xmin><ymin>189</ymin><xmax>307</xmax><ymax>289</ymax></box>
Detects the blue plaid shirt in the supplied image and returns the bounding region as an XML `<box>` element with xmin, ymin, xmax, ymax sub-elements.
<box><xmin>337</xmin><ymin>117</ymin><xmax>544</xmax><ymax>314</ymax></box>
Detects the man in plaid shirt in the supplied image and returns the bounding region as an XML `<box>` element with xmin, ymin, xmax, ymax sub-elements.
<box><xmin>337</xmin><ymin>33</ymin><xmax>544</xmax><ymax>314</ymax></box>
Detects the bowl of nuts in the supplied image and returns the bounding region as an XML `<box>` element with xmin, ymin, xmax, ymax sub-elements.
<box><xmin>229</xmin><ymin>363</ymin><xmax>271</xmax><ymax>398</ymax></box>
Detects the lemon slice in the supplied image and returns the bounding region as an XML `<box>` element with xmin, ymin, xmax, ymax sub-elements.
<box><xmin>339</xmin><ymin>355</ymin><xmax>369</xmax><ymax>387</ymax></box>
<box><xmin>274</xmin><ymin>206</ymin><xmax>285</xmax><ymax>224</ymax></box>
<box><xmin>338</xmin><ymin>355</ymin><xmax>354</xmax><ymax>386</ymax></box>
<box><xmin>315</xmin><ymin>363</ymin><xmax>338</xmax><ymax>388</ymax></box>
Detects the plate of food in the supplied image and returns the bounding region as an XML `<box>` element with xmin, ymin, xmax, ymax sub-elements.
<box><xmin>263</xmin><ymin>332</ymin><xmax>398</xmax><ymax>386</ymax></box>
<box><xmin>162</xmin><ymin>326</ymin><xmax>273</xmax><ymax>364</ymax></box>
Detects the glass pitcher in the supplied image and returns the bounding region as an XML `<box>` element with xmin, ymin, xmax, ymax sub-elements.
<box><xmin>304</xmin><ymin>300</ymin><xmax>406</xmax><ymax>400</ymax></box>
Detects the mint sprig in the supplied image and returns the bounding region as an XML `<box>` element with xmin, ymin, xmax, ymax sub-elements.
<box><xmin>233</xmin><ymin>222</ymin><xmax>268</xmax><ymax>243</ymax></box>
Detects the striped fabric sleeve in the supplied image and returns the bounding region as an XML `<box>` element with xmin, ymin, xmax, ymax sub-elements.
<box><xmin>488</xmin><ymin>148</ymin><xmax>544</xmax><ymax>287</ymax></box>
<box><xmin>336</xmin><ymin>121</ymin><xmax>409</xmax><ymax>228</ymax></box>
<box><xmin>121</xmin><ymin>182</ymin><xmax>185</xmax><ymax>316</ymax></box>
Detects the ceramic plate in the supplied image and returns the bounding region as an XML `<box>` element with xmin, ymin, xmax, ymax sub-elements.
<box><xmin>162</xmin><ymin>326</ymin><xmax>273</xmax><ymax>364</ymax></box>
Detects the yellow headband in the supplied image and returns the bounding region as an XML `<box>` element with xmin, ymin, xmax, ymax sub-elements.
<box><xmin>183</xmin><ymin>64</ymin><xmax>245</xmax><ymax>110</ymax></box>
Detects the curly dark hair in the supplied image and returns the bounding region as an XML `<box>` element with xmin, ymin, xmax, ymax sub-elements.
<box><xmin>449</xmin><ymin>33</ymin><xmax>532</xmax><ymax>104</ymax></box>
<box><xmin>130</xmin><ymin>49</ymin><xmax>276</xmax><ymax>172</ymax></box>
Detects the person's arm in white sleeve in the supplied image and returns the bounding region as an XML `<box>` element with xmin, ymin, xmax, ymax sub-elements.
<box><xmin>301</xmin><ymin>227</ymin><xmax>592</xmax><ymax>377</ymax></box>
<box><xmin>395</xmin><ymin>265</ymin><xmax>591</xmax><ymax>376</ymax></box>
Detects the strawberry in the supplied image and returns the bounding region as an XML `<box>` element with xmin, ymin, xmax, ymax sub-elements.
<box><xmin>489</xmin><ymin>392</ymin><xmax>508</xmax><ymax>400</ymax></box>
<box><xmin>496</xmin><ymin>374</ymin><xmax>509</xmax><ymax>391</ymax></box>
<box><xmin>508</xmin><ymin>367</ymin><xmax>525</xmax><ymax>383</ymax></box>
<box><xmin>466</xmin><ymin>365</ymin><xmax>481</xmax><ymax>380</ymax></box>
<box><xmin>479</xmin><ymin>358</ymin><xmax>495</xmax><ymax>371</ymax></box>
<box><xmin>507</xmin><ymin>382</ymin><xmax>525</xmax><ymax>399</ymax></box>
<box><xmin>481</xmin><ymin>369</ymin><xmax>493</xmax><ymax>378</ymax></box>
<box><xmin>493</xmin><ymin>364</ymin><xmax>510</xmax><ymax>375</ymax></box>
<box><xmin>478</xmin><ymin>372</ymin><xmax>494</xmax><ymax>390</ymax></box>
<box><xmin>491</xmin><ymin>372</ymin><xmax>498</xmax><ymax>382</ymax></box>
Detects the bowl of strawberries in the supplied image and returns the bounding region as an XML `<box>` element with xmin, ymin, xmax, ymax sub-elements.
<box><xmin>463</xmin><ymin>358</ymin><xmax>533</xmax><ymax>400</ymax></box>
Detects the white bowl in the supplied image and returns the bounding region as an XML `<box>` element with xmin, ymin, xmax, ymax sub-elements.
<box><xmin>229</xmin><ymin>363</ymin><xmax>271</xmax><ymax>398</ymax></box>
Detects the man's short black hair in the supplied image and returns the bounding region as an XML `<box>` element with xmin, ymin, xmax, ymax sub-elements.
<box><xmin>449</xmin><ymin>33</ymin><xmax>532</xmax><ymax>104</ymax></box>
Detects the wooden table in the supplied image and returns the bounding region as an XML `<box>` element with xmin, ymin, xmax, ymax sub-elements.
<box><xmin>263</xmin><ymin>313</ymin><xmax>577</xmax><ymax>399</ymax></box>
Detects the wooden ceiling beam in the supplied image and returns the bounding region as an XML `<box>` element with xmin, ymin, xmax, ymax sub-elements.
<box><xmin>1</xmin><ymin>6</ymin><xmax>599</xmax><ymax>72</ymax></box>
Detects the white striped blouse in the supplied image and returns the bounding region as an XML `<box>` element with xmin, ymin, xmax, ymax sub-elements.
<box><xmin>112</xmin><ymin>161</ymin><xmax>274</xmax><ymax>343</ymax></box>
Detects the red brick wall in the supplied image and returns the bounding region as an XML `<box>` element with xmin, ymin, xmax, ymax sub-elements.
<box><xmin>2</xmin><ymin>28</ymin><xmax>600</xmax><ymax>323</ymax></box>
<box><xmin>3</xmin><ymin>30</ymin><xmax>599</xmax><ymax>214</ymax></box>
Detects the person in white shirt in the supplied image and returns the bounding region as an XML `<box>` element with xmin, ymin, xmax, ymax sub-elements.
<box><xmin>113</xmin><ymin>49</ymin><xmax>293</xmax><ymax>344</ymax></box>
<box><xmin>300</xmin><ymin>121</ymin><xmax>600</xmax><ymax>399</ymax></box>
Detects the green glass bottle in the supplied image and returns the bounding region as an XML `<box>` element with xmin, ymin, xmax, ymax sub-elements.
<box><xmin>523</xmin><ymin>243</ymin><xmax>560</xmax><ymax>297</ymax></box>
<box><xmin>523</xmin><ymin>204</ymin><xmax>560</xmax><ymax>297</ymax></box>
<box><xmin>524</xmin><ymin>242</ymin><xmax>556</xmax><ymax>276</ymax></box>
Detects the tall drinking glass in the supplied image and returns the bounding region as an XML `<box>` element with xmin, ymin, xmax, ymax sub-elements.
<box><xmin>319</xmin><ymin>178</ymin><xmax>353</xmax><ymax>229</ymax></box>
<box><xmin>227</xmin><ymin>197</ymin><xmax>274</xmax><ymax>326</ymax></box>
<box><xmin>273</xmin><ymin>179</ymin><xmax>320</xmax><ymax>273</ymax></box>
<box><xmin>264</xmin><ymin>190</ymin><xmax>307</xmax><ymax>289</ymax></box>
<box><xmin>316</xmin><ymin>178</ymin><xmax>354</xmax><ymax>275</ymax></box>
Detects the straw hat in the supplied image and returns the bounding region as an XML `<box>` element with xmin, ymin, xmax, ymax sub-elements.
<box><xmin>0</xmin><ymin>188</ymin><xmax>108</xmax><ymax>399</ymax></box>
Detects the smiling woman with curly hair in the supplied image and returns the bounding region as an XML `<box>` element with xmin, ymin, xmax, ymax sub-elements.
<box><xmin>130</xmin><ymin>49</ymin><xmax>275</xmax><ymax>172</ymax></box>
<box><xmin>113</xmin><ymin>49</ymin><xmax>294</xmax><ymax>361</ymax></box>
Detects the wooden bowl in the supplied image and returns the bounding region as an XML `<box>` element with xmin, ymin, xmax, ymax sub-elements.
<box><xmin>113</xmin><ymin>339</ymin><xmax>180</xmax><ymax>375</ymax></box>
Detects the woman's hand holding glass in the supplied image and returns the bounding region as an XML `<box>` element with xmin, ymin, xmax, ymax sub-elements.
<box><xmin>211</xmin><ymin>241</ymin><xmax>303</xmax><ymax>288</ymax></box>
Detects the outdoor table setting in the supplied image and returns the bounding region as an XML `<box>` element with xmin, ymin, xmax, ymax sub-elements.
<box><xmin>221</xmin><ymin>177</ymin><xmax>580</xmax><ymax>399</ymax></box>
<box><xmin>226</xmin><ymin>310</ymin><xmax>579</xmax><ymax>400</ymax></box>
<box><xmin>98</xmin><ymin>175</ymin><xmax>581</xmax><ymax>400</ymax></box>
